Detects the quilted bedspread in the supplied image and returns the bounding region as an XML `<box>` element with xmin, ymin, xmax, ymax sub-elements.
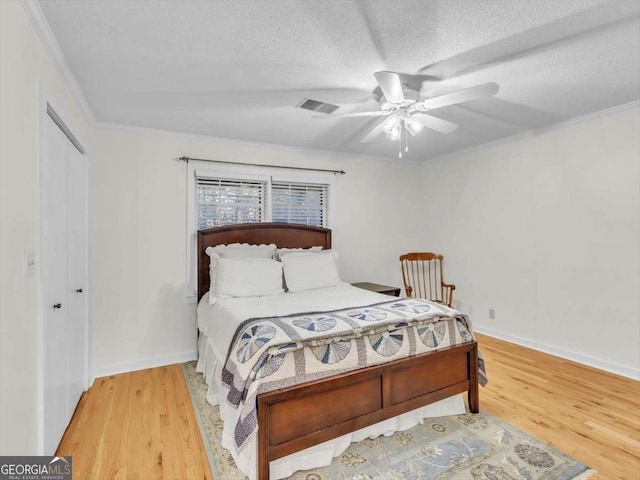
<box><xmin>221</xmin><ymin>297</ymin><xmax>487</xmax><ymax>453</ymax></box>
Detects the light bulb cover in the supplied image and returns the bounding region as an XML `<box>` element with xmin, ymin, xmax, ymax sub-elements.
<box><xmin>382</xmin><ymin>114</ymin><xmax>401</xmax><ymax>134</ymax></box>
<box><xmin>405</xmin><ymin>116</ymin><xmax>424</xmax><ymax>136</ymax></box>
<box><xmin>386</xmin><ymin>123</ymin><xmax>401</xmax><ymax>141</ymax></box>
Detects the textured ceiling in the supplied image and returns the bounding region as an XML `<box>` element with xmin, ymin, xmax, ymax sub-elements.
<box><xmin>38</xmin><ymin>0</ymin><xmax>640</xmax><ymax>160</ymax></box>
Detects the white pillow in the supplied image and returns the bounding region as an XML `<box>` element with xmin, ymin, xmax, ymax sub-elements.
<box><xmin>205</xmin><ymin>243</ymin><xmax>276</xmax><ymax>259</ymax></box>
<box><xmin>205</xmin><ymin>243</ymin><xmax>277</xmax><ymax>303</ymax></box>
<box><xmin>275</xmin><ymin>246</ymin><xmax>323</xmax><ymax>261</ymax></box>
<box><xmin>210</xmin><ymin>254</ymin><xmax>284</xmax><ymax>298</ymax></box>
<box><xmin>281</xmin><ymin>251</ymin><xmax>342</xmax><ymax>293</ymax></box>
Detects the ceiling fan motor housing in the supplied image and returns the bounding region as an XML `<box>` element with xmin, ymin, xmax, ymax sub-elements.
<box><xmin>380</xmin><ymin>88</ymin><xmax>420</xmax><ymax>111</ymax></box>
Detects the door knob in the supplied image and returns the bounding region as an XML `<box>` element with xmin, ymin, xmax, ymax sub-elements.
<box><xmin>75</xmin><ymin>288</ymin><xmax>83</xmax><ymax>293</ymax></box>
<box><xmin>53</xmin><ymin>303</ymin><xmax>62</xmax><ymax>309</ymax></box>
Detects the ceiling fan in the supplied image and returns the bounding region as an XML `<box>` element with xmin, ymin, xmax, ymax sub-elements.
<box><xmin>314</xmin><ymin>71</ymin><xmax>499</xmax><ymax>156</ymax></box>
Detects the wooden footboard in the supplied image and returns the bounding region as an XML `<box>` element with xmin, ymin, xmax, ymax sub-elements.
<box><xmin>257</xmin><ymin>341</ymin><xmax>479</xmax><ymax>480</ymax></box>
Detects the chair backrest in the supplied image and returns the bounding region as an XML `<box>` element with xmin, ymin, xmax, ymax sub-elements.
<box><xmin>399</xmin><ymin>252</ymin><xmax>446</xmax><ymax>302</ymax></box>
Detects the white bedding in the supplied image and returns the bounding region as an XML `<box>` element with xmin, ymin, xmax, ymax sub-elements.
<box><xmin>196</xmin><ymin>284</ymin><xmax>466</xmax><ymax>480</ymax></box>
<box><xmin>198</xmin><ymin>283</ymin><xmax>388</xmax><ymax>360</ymax></box>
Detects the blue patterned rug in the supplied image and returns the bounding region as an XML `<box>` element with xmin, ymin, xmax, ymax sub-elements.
<box><xmin>182</xmin><ymin>362</ymin><xmax>594</xmax><ymax>480</ymax></box>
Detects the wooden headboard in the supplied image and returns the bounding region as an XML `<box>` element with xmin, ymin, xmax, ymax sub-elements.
<box><xmin>197</xmin><ymin>222</ymin><xmax>332</xmax><ymax>301</ymax></box>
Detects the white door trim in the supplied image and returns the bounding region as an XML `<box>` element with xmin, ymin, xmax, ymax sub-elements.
<box><xmin>37</xmin><ymin>86</ymin><xmax>90</xmax><ymax>454</ymax></box>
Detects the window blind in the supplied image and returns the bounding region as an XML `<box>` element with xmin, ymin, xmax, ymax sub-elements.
<box><xmin>196</xmin><ymin>177</ymin><xmax>266</xmax><ymax>229</ymax></box>
<box><xmin>271</xmin><ymin>181</ymin><xmax>328</xmax><ymax>227</ymax></box>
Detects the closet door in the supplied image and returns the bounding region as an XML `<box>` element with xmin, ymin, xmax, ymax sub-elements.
<box><xmin>66</xmin><ymin>140</ymin><xmax>86</xmax><ymax>415</ymax></box>
<box><xmin>42</xmin><ymin>113</ymin><xmax>87</xmax><ymax>454</ymax></box>
<box><xmin>42</xmin><ymin>115</ymin><xmax>70</xmax><ymax>454</ymax></box>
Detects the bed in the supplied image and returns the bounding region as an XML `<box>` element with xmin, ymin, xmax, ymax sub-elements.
<box><xmin>196</xmin><ymin>222</ymin><xmax>482</xmax><ymax>480</ymax></box>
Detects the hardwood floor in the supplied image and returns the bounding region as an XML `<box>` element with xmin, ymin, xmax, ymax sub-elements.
<box><xmin>476</xmin><ymin>333</ymin><xmax>640</xmax><ymax>480</ymax></box>
<box><xmin>56</xmin><ymin>365</ymin><xmax>212</xmax><ymax>480</ymax></box>
<box><xmin>57</xmin><ymin>336</ymin><xmax>640</xmax><ymax>479</ymax></box>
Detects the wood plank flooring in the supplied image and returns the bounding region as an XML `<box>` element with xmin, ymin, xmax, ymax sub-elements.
<box><xmin>57</xmin><ymin>335</ymin><xmax>640</xmax><ymax>479</ymax></box>
<box><xmin>56</xmin><ymin>365</ymin><xmax>212</xmax><ymax>480</ymax></box>
<box><xmin>476</xmin><ymin>333</ymin><xmax>640</xmax><ymax>480</ymax></box>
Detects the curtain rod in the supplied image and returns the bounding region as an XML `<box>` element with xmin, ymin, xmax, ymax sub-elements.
<box><xmin>179</xmin><ymin>156</ymin><xmax>346</xmax><ymax>175</ymax></box>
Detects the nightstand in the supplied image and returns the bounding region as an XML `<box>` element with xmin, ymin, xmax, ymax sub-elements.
<box><xmin>351</xmin><ymin>282</ymin><xmax>401</xmax><ymax>297</ymax></box>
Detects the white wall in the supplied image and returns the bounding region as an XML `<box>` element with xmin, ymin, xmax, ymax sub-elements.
<box><xmin>0</xmin><ymin>1</ymin><xmax>91</xmax><ymax>454</ymax></box>
<box><xmin>419</xmin><ymin>105</ymin><xmax>640</xmax><ymax>377</ymax></box>
<box><xmin>88</xmin><ymin>127</ymin><xmax>425</xmax><ymax>375</ymax></box>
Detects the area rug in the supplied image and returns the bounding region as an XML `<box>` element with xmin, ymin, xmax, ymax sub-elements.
<box><xmin>182</xmin><ymin>361</ymin><xmax>594</xmax><ymax>480</ymax></box>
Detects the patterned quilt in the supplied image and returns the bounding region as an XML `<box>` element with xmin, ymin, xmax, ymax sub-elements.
<box><xmin>221</xmin><ymin>298</ymin><xmax>487</xmax><ymax>453</ymax></box>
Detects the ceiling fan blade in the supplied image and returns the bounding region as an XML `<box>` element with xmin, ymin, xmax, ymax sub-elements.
<box><xmin>411</xmin><ymin>113</ymin><xmax>459</xmax><ymax>134</ymax></box>
<box><xmin>312</xmin><ymin>111</ymin><xmax>387</xmax><ymax>119</ymax></box>
<box><xmin>361</xmin><ymin>119</ymin><xmax>387</xmax><ymax>143</ymax></box>
<box><xmin>374</xmin><ymin>71</ymin><xmax>405</xmax><ymax>104</ymax></box>
<box><xmin>418</xmin><ymin>82</ymin><xmax>499</xmax><ymax>110</ymax></box>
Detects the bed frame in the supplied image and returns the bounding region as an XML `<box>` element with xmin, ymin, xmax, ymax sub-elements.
<box><xmin>197</xmin><ymin>222</ymin><xmax>479</xmax><ymax>480</ymax></box>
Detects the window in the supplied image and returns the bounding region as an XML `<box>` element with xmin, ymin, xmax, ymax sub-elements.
<box><xmin>196</xmin><ymin>177</ymin><xmax>266</xmax><ymax>229</ymax></box>
<box><xmin>186</xmin><ymin>163</ymin><xmax>333</xmax><ymax>300</ymax></box>
<box><xmin>194</xmin><ymin>174</ymin><xmax>330</xmax><ymax>229</ymax></box>
<box><xmin>271</xmin><ymin>181</ymin><xmax>329</xmax><ymax>227</ymax></box>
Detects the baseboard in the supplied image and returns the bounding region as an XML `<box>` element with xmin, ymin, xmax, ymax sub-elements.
<box><xmin>90</xmin><ymin>350</ymin><xmax>198</xmax><ymax>384</ymax></box>
<box><xmin>474</xmin><ymin>326</ymin><xmax>640</xmax><ymax>381</ymax></box>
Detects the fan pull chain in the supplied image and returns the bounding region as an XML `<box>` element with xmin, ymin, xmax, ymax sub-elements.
<box><xmin>398</xmin><ymin>121</ymin><xmax>403</xmax><ymax>158</ymax></box>
<box><xmin>405</xmin><ymin>128</ymin><xmax>409</xmax><ymax>153</ymax></box>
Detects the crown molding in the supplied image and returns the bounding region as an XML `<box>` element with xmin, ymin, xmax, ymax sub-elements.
<box><xmin>94</xmin><ymin>99</ymin><xmax>640</xmax><ymax>166</ymax></box>
<box><xmin>92</xmin><ymin>120</ymin><xmax>422</xmax><ymax>165</ymax></box>
<box><xmin>20</xmin><ymin>0</ymin><xmax>95</xmax><ymax>122</ymax></box>
<box><xmin>428</xmin><ymin>99</ymin><xmax>640</xmax><ymax>164</ymax></box>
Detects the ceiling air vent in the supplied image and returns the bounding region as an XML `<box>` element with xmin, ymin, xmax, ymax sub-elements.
<box><xmin>296</xmin><ymin>98</ymin><xmax>339</xmax><ymax>114</ymax></box>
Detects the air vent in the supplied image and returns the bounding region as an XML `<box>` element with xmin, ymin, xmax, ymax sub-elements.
<box><xmin>296</xmin><ymin>98</ymin><xmax>339</xmax><ymax>114</ymax></box>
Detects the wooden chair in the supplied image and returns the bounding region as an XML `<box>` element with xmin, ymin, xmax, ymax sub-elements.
<box><xmin>399</xmin><ymin>252</ymin><xmax>456</xmax><ymax>307</ymax></box>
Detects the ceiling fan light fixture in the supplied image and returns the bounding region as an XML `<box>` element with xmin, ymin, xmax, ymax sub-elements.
<box><xmin>386</xmin><ymin>123</ymin><xmax>402</xmax><ymax>141</ymax></box>
<box><xmin>322</xmin><ymin>71</ymin><xmax>496</xmax><ymax>150</ymax></box>
<box><xmin>381</xmin><ymin>115</ymin><xmax>401</xmax><ymax>134</ymax></box>
<box><xmin>405</xmin><ymin>116</ymin><xmax>424</xmax><ymax>136</ymax></box>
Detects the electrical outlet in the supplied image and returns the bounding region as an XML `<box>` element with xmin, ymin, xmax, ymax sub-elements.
<box><xmin>489</xmin><ymin>308</ymin><xmax>495</xmax><ymax>319</ymax></box>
